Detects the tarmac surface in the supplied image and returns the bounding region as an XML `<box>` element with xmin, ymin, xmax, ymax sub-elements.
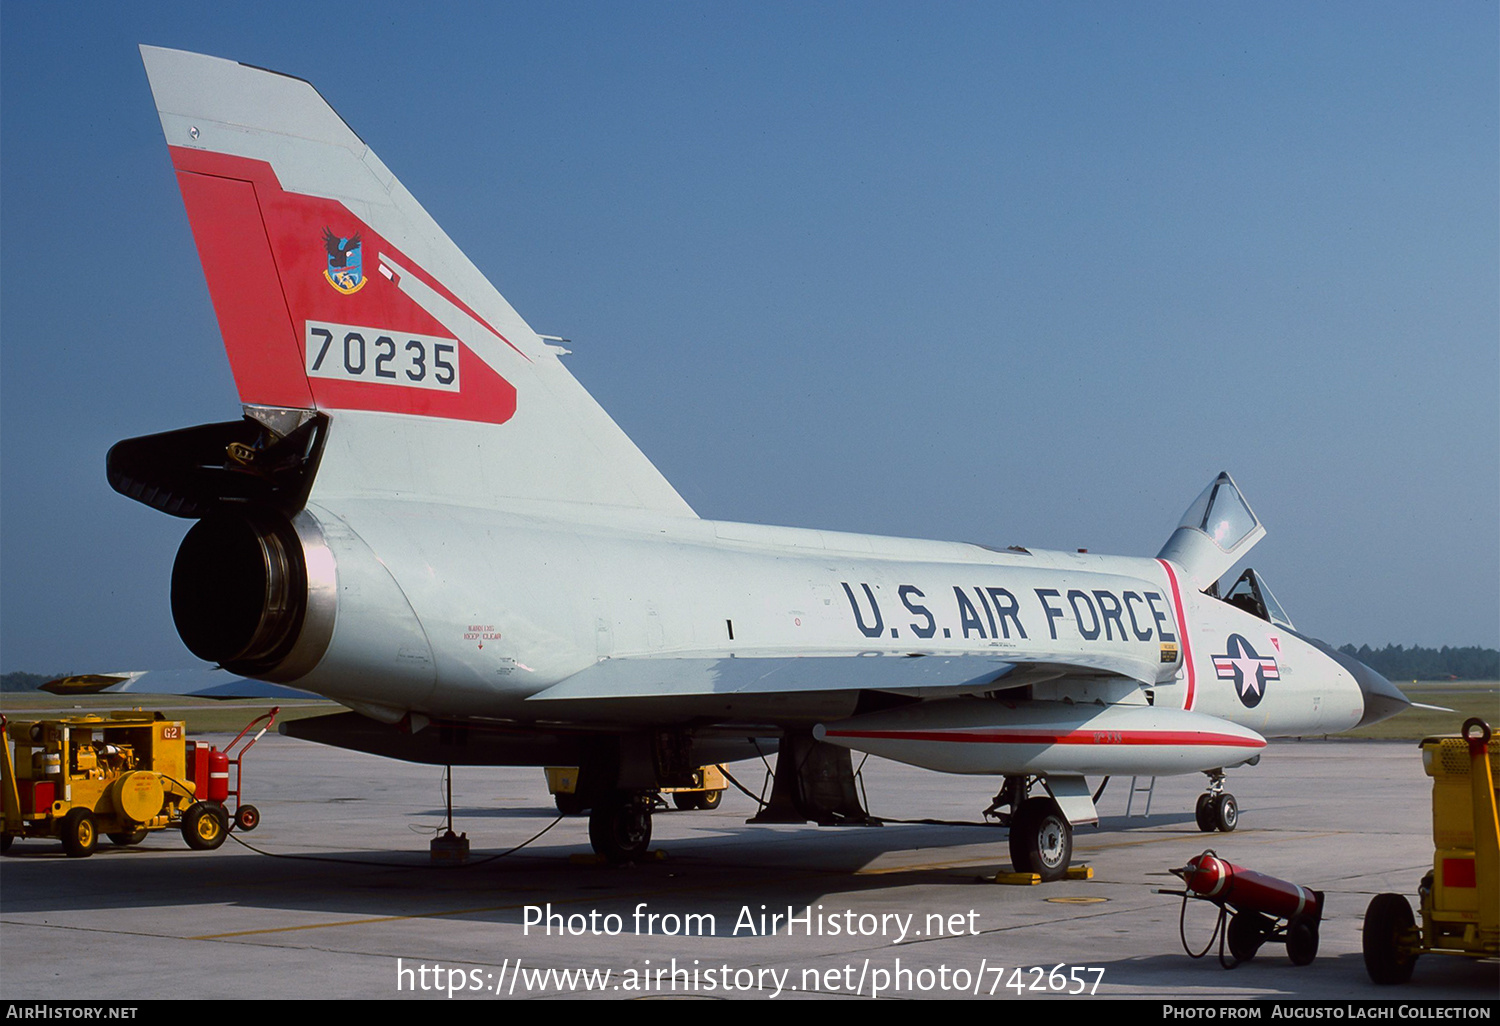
<box><xmin>2</xmin><ymin>732</ymin><xmax>1496</xmax><ymax>1001</ymax></box>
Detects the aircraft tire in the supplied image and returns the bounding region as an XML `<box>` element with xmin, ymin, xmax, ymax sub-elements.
<box><xmin>1194</xmin><ymin>793</ymin><xmax>1217</xmax><ymax>832</ymax></box>
<box><xmin>588</xmin><ymin>793</ymin><xmax>652</xmax><ymax>863</ymax></box>
<box><xmin>1007</xmin><ymin>797</ymin><xmax>1071</xmax><ymax>882</ymax></box>
<box><xmin>61</xmin><ymin>809</ymin><xmax>98</xmax><ymax>858</ymax></box>
<box><xmin>1227</xmin><ymin>911</ymin><xmax>1270</xmax><ymax>963</ymax></box>
<box><xmin>1362</xmin><ymin>893</ymin><xmax>1418</xmax><ymax>984</ymax></box>
<box><xmin>1215</xmin><ymin>794</ymin><xmax>1239</xmax><ymax>832</ymax></box>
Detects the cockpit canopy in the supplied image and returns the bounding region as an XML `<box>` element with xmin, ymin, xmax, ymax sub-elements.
<box><xmin>1177</xmin><ymin>474</ymin><xmax>1261</xmax><ymax>552</ymax></box>
<box><xmin>1157</xmin><ymin>471</ymin><xmax>1266</xmax><ymax>587</ymax></box>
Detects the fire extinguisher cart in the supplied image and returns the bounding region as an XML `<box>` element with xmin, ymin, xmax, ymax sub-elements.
<box><xmin>1362</xmin><ymin>717</ymin><xmax>1499</xmax><ymax>984</ymax></box>
<box><xmin>1165</xmin><ymin>850</ymin><xmax>1325</xmax><ymax>967</ymax></box>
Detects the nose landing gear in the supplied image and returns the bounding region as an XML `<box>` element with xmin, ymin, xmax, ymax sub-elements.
<box><xmin>1195</xmin><ymin>771</ymin><xmax>1238</xmax><ymax>833</ymax></box>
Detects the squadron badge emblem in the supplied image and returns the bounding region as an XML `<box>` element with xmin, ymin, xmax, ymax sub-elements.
<box><xmin>322</xmin><ymin>227</ymin><xmax>366</xmax><ymax>294</ymax></box>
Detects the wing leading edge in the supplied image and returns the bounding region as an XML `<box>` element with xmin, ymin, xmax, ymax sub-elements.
<box><xmin>526</xmin><ymin>649</ymin><xmax>1158</xmax><ymax>703</ymax></box>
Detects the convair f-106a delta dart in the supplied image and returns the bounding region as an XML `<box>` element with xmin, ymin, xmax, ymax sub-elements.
<box><xmin>104</xmin><ymin>46</ymin><xmax>1409</xmax><ymax>876</ymax></box>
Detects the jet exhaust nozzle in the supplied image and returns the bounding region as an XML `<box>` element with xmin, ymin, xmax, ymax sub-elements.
<box><xmin>170</xmin><ymin>510</ymin><xmax>335</xmax><ymax>679</ymax></box>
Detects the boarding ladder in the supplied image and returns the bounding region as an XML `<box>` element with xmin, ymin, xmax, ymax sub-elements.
<box><xmin>1126</xmin><ymin>776</ymin><xmax>1157</xmax><ymax>817</ymax></box>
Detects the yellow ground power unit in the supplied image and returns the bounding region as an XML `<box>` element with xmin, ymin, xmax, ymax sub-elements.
<box><xmin>1362</xmin><ymin>718</ymin><xmax>1499</xmax><ymax>983</ymax></box>
<box><xmin>1</xmin><ymin>708</ymin><xmax>276</xmax><ymax>857</ymax></box>
<box><xmin>546</xmin><ymin>764</ymin><xmax>728</xmax><ymax>816</ymax></box>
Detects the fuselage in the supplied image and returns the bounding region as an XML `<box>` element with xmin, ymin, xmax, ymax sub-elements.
<box><xmin>243</xmin><ymin>495</ymin><xmax>1366</xmax><ymax>744</ymax></box>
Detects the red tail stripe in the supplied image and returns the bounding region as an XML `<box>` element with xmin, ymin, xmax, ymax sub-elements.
<box><xmin>168</xmin><ymin>147</ymin><xmax>529</xmax><ymax>363</ymax></box>
<box><xmin>166</xmin><ymin>147</ymin><xmax>521</xmax><ymax>424</ymax></box>
<box><xmin>374</xmin><ymin>252</ymin><xmax>531</xmax><ymax>365</ymax></box>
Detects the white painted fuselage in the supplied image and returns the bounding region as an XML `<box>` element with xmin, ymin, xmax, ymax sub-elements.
<box><xmin>285</xmin><ymin>491</ymin><xmax>1364</xmax><ymax>779</ymax></box>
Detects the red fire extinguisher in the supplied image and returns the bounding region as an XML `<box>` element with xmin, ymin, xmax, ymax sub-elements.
<box><xmin>1164</xmin><ymin>850</ymin><xmax>1324</xmax><ymax>967</ymax></box>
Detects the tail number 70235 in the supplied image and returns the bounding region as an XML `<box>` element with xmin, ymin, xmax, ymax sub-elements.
<box><xmin>306</xmin><ymin>321</ymin><xmax>461</xmax><ymax>393</ymax></box>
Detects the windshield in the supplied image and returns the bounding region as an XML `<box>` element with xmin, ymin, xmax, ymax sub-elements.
<box><xmin>1223</xmin><ymin>568</ymin><xmax>1295</xmax><ymax>629</ymax></box>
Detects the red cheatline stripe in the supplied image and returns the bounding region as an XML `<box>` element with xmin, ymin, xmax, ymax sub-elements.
<box><xmin>823</xmin><ymin>729</ymin><xmax>1264</xmax><ymax>748</ymax></box>
<box><xmin>1157</xmin><ymin>558</ymin><xmax>1195</xmax><ymax>709</ymax></box>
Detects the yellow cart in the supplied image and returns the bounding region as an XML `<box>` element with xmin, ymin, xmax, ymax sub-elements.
<box><xmin>1</xmin><ymin>709</ymin><xmax>274</xmax><ymax>856</ymax></box>
<box><xmin>545</xmin><ymin>764</ymin><xmax>727</xmax><ymax>815</ymax></box>
<box><xmin>1362</xmin><ymin>717</ymin><xmax>1499</xmax><ymax>983</ymax></box>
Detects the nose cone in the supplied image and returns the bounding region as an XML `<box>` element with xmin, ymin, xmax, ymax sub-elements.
<box><xmin>1347</xmin><ymin>658</ymin><xmax>1411</xmax><ymax>727</ymax></box>
<box><xmin>1304</xmin><ymin>637</ymin><xmax>1411</xmax><ymax>727</ymax></box>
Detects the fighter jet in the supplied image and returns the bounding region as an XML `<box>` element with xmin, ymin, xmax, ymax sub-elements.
<box><xmin>106</xmin><ymin>46</ymin><xmax>1409</xmax><ymax>877</ymax></box>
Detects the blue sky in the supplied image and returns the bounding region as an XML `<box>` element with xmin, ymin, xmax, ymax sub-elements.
<box><xmin>2</xmin><ymin>3</ymin><xmax>1496</xmax><ymax>672</ymax></box>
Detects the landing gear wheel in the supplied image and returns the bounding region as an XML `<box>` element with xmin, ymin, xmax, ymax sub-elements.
<box><xmin>234</xmin><ymin>805</ymin><xmax>260</xmax><ymax>832</ymax></box>
<box><xmin>1195</xmin><ymin>793</ymin><xmax>1217</xmax><ymax>832</ymax></box>
<box><xmin>1286</xmin><ymin>917</ymin><xmax>1319</xmax><ymax>966</ymax></box>
<box><xmin>107</xmin><ymin>828</ymin><xmax>149</xmax><ymax>846</ymax></box>
<box><xmin>671</xmin><ymin>793</ymin><xmax>697</xmax><ymax>811</ymax></box>
<box><xmin>1007</xmin><ymin>797</ymin><xmax>1072</xmax><ymax>882</ymax></box>
<box><xmin>588</xmin><ymin>793</ymin><xmax>653</xmax><ymax>863</ymax></box>
<box><xmin>1227</xmin><ymin>911</ymin><xmax>1271</xmax><ymax>963</ymax></box>
<box><xmin>182</xmin><ymin>802</ymin><xmax>228</xmax><ymax>851</ymax></box>
<box><xmin>1215</xmin><ymin>793</ymin><xmax>1239</xmax><ymax>832</ymax></box>
<box><xmin>698</xmin><ymin>789</ymin><xmax>722</xmax><ymax>810</ymax></box>
<box><xmin>1363</xmin><ymin>893</ymin><xmax>1418</xmax><ymax>984</ymax></box>
<box><xmin>61</xmin><ymin>809</ymin><xmax>98</xmax><ymax>858</ymax></box>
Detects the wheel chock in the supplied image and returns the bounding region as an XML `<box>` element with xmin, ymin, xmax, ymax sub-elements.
<box><xmin>991</xmin><ymin>863</ymin><xmax>1091</xmax><ymax>884</ymax></box>
<box><xmin>992</xmin><ymin>870</ymin><xmax>1042</xmax><ymax>885</ymax></box>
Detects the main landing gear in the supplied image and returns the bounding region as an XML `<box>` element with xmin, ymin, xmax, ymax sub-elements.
<box><xmin>587</xmin><ymin>791</ymin><xmax>654</xmax><ymax>863</ymax></box>
<box><xmin>989</xmin><ymin>776</ymin><xmax>1074</xmax><ymax>882</ymax></box>
<box><xmin>1009</xmin><ymin>796</ymin><xmax>1073</xmax><ymax>882</ymax></box>
<box><xmin>1195</xmin><ymin>770</ymin><xmax>1238</xmax><ymax>833</ymax></box>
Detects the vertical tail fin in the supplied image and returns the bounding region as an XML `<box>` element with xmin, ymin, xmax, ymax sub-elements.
<box><xmin>140</xmin><ymin>45</ymin><xmax>693</xmax><ymax>515</ymax></box>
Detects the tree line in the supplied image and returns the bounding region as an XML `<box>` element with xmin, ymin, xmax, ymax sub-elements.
<box><xmin>1336</xmin><ymin>644</ymin><xmax>1499</xmax><ymax>681</ymax></box>
<box><xmin>1</xmin><ymin>672</ymin><xmax>68</xmax><ymax>693</ymax></box>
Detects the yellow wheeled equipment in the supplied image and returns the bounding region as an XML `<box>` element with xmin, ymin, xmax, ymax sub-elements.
<box><xmin>1362</xmin><ymin>717</ymin><xmax>1499</xmax><ymax>983</ymax></box>
<box><xmin>0</xmin><ymin>708</ymin><xmax>275</xmax><ymax>857</ymax></box>
<box><xmin>545</xmin><ymin>764</ymin><xmax>728</xmax><ymax>816</ymax></box>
